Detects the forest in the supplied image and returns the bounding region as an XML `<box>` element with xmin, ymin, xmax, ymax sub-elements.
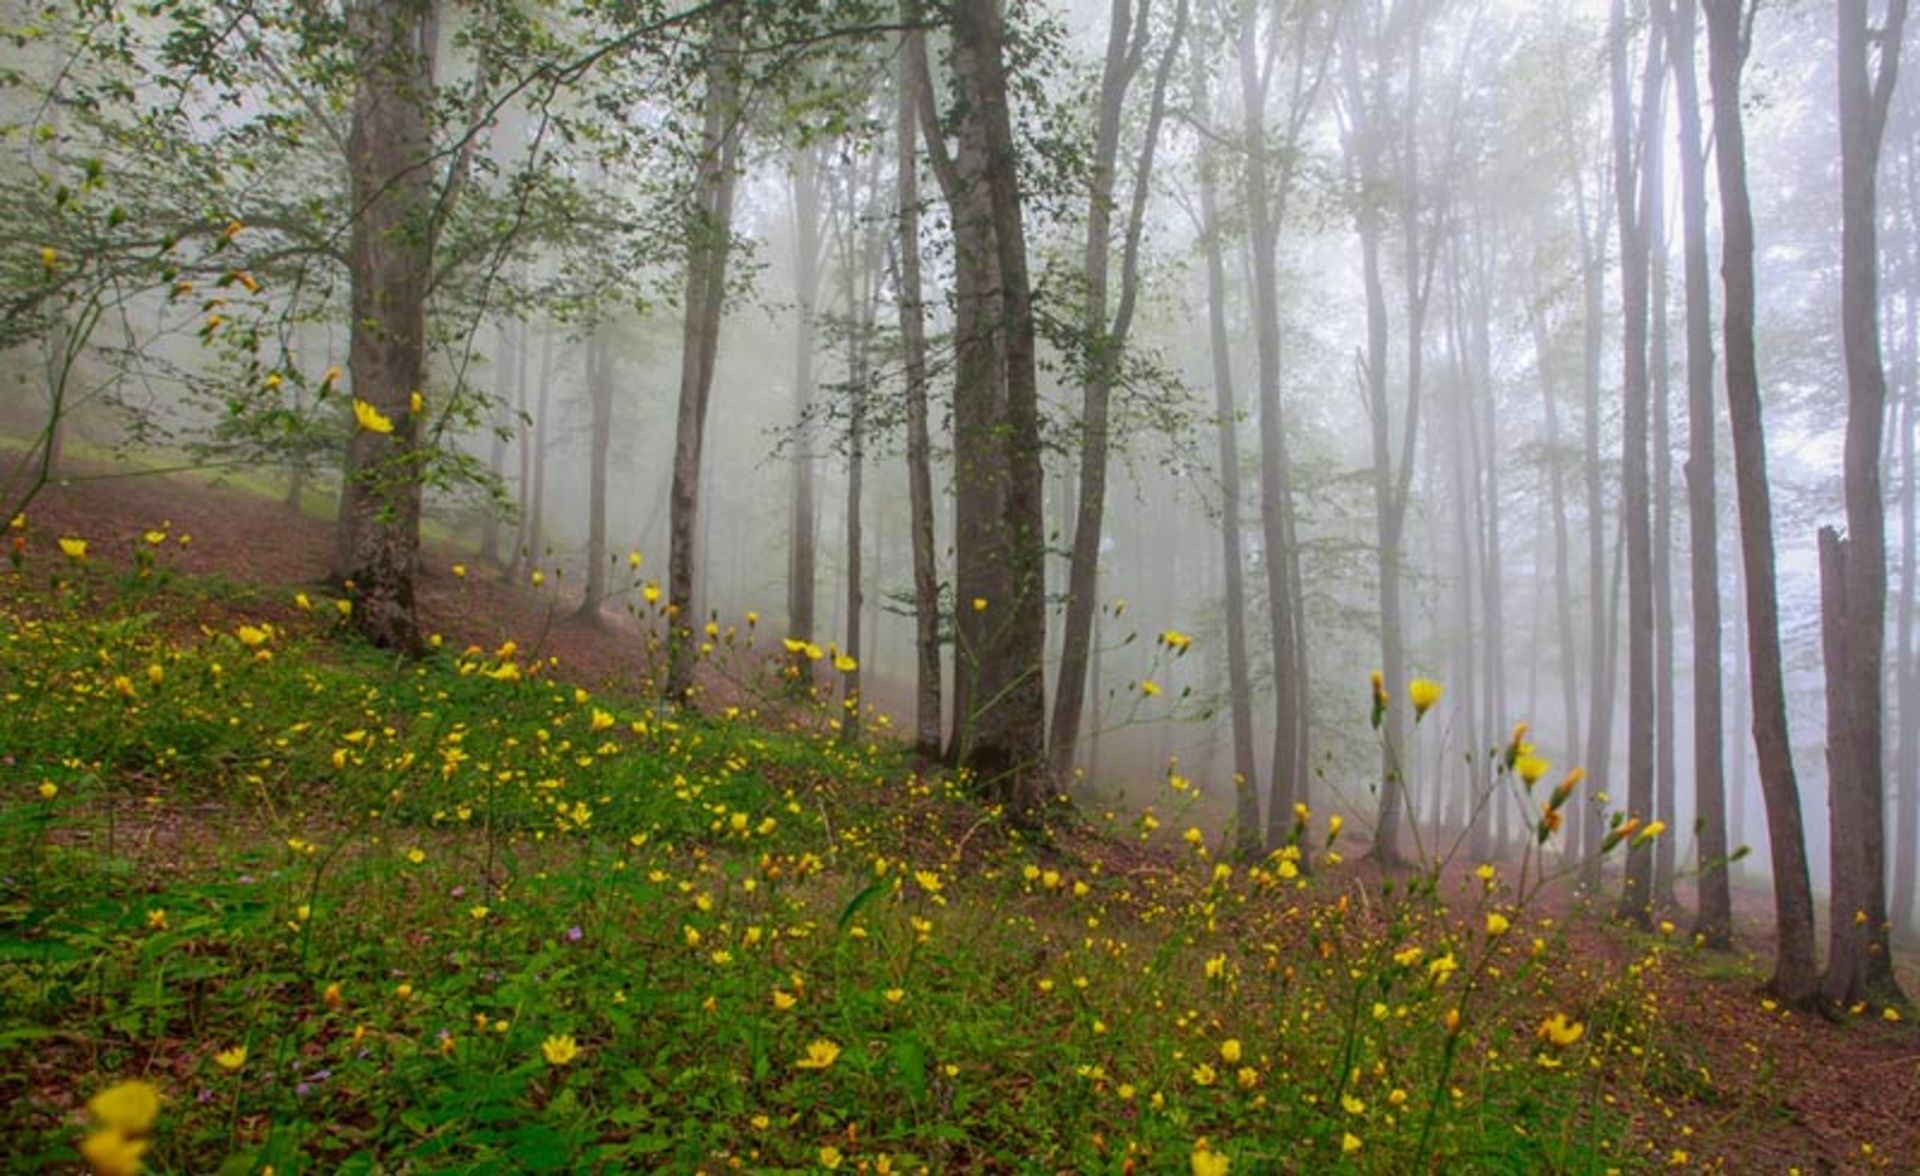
<box><xmin>2</xmin><ymin>0</ymin><xmax>1918</xmax><ymax>1170</ymax></box>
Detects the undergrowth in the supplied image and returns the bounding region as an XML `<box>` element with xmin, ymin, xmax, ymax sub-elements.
<box><xmin>0</xmin><ymin>523</ymin><xmax>1716</xmax><ymax>1172</ymax></box>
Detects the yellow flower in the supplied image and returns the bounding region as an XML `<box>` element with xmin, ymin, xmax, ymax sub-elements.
<box><xmin>834</xmin><ymin>654</ymin><xmax>858</xmax><ymax>674</ymax></box>
<box><xmin>58</xmin><ymin>536</ymin><xmax>88</xmax><ymax>561</ymax></box>
<box><xmin>1341</xmin><ymin>1133</ymin><xmax>1363</xmax><ymax>1155</ymax></box>
<box><xmin>146</xmin><ymin>664</ymin><xmax>164</xmax><ymax>687</ymax></box>
<box><xmin>1140</xmin><ymin>679</ymin><xmax>1162</xmax><ymax>697</ymax></box>
<box><xmin>772</xmin><ymin>988</ymin><xmax>798</xmax><ymax>1011</ymax></box>
<box><xmin>1341</xmin><ymin>1093</ymin><xmax>1366</xmax><ymax>1115</ymax></box>
<box><xmin>531</xmin><ymin>570</ymin><xmax>545</xmax><ymax>587</ymax></box>
<box><xmin>236</xmin><ymin>625</ymin><xmax>270</xmax><ymax>648</ymax></box>
<box><xmin>819</xmin><ymin>1145</ymin><xmax>844</xmax><ymax>1170</ymax></box>
<box><xmin>971</xmin><ymin>597</ymin><xmax>988</xmax><ymax>612</ymax></box>
<box><xmin>1408</xmin><ymin>677</ymin><xmax>1443</xmax><ymax>718</ymax></box>
<box><xmin>79</xmin><ymin>1129</ymin><xmax>148</xmax><ymax>1176</ymax></box>
<box><xmin>1515</xmin><ymin>754</ymin><xmax>1550</xmax><ymax>786</ymax></box>
<box><xmin>213</xmin><ymin>1045</ymin><xmax>247</xmax><ymax>1071</ymax></box>
<box><xmin>87</xmin><ymin>1080</ymin><xmax>161</xmax><ymax>1134</ymax></box>
<box><xmin>452</xmin><ymin>563</ymin><xmax>467</xmax><ymax>578</ymax></box>
<box><xmin>1537</xmin><ymin>1012</ymin><xmax>1585</xmax><ymax>1047</ymax></box>
<box><xmin>38</xmin><ymin>782</ymin><xmax>58</xmax><ymax>800</ymax></box>
<box><xmin>590</xmin><ymin>708</ymin><xmax>616</xmax><ymax>732</ymax></box>
<box><xmin>409</xmin><ymin>390</ymin><xmax>424</xmax><ymax>415</ymax></box>
<box><xmin>352</xmin><ymin>399</ymin><xmax>394</xmax><ymax>434</ymax></box>
<box><xmin>405</xmin><ymin>848</ymin><xmax>425</xmax><ymax>865</ymax></box>
<box><xmin>796</xmin><ymin>1038</ymin><xmax>841</xmax><ymax>1070</ymax></box>
<box><xmin>1190</xmin><ymin>1142</ymin><xmax>1231</xmax><ymax>1176</ymax></box>
<box><xmin>40</xmin><ymin>245</ymin><xmax>57</xmax><ymax>271</ymax></box>
<box><xmin>627</xmin><ymin>550</ymin><xmax>643</xmax><ymax>569</ymax></box>
<box><xmin>1219</xmin><ymin>1039</ymin><xmax>1242</xmax><ymax>1064</ymax></box>
<box><xmin>541</xmin><ymin>1034</ymin><xmax>579</xmax><ymax>1065</ymax></box>
<box><xmin>1634</xmin><ymin>820</ymin><xmax>1668</xmax><ymax>845</ymax></box>
<box><xmin>1161</xmin><ymin>629</ymin><xmax>1193</xmax><ymax>651</ymax></box>
<box><xmin>1191</xmin><ymin>1062</ymin><xmax>1218</xmax><ymax>1086</ymax></box>
<box><xmin>1486</xmin><ymin>912</ymin><xmax>1511</xmax><ymax>937</ymax></box>
<box><xmin>145</xmin><ymin>909</ymin><xmax>167</xmax><ymax>930</ymax></box>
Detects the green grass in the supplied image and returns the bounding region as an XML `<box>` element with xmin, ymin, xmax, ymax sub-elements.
<box><xmin>0</xmin><ymin>539</ymin><xmax>1791</xmax><ymax>1173</ymax></box>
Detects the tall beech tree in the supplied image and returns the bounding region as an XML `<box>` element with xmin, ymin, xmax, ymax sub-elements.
<box><xmin>1821</xmin><ymin>0</ymin><xmax>1909</xmax><ymax>1007</ymax></box>
<box><xmin>1703</xmin><ymin>0</ymin><xmax>1820</xmax><ymax>1005</ymax></box>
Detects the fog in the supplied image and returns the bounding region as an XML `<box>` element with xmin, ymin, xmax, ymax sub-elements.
<box><xmin>5</xmin><ymin>0</ymin><xmax>1918</xmax><ymax>971</ymax></box>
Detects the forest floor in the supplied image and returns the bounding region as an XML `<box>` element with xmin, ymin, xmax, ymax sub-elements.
<box><xmin>3</xmin><ymin>453</ymin><xmax>1918</xmax><ymax>1172</ymax></box>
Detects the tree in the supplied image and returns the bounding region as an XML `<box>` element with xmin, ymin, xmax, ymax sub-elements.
<box><xmin>1191</xmin><ymin>14</ymin><xmax>1260</xmax><ymax>858</ymax></box>
<box><xmin>1821</xmin><ymin>0</ymin><xmax>1910</xmax><ymax>1008</ymax></box>
<box><xmin>1242</xmin><ymin>0</ymin><xmax>1331</xmax><ymax>851</ymax></box>
<box><xmin>573</xmin><ymin>323</ymin><xmax>615</xmax><ymax>622</ymax></box>
<box><xmin>1703</xmin><ymin>0</ymin><xmax>1821</xmax><ymax>1005</ymax></box>
<box><xmin>786</xmin><ymin>143</ymin><xmax>829</xmax><ymax>689</ymax></box>
<box><xmin>1050</xmin><ymin>0</ymin><xmax>1188</xmax><ymax>784</ymax></box>
<box><xmin>1610</xmin><ymin>0</ymin><xmax>1663</xmax><ymax>928</ymax></box>
<box><xmin>336</xmin><ymin>0</ymin><xmax>439</xmax><ymax>654</ymax></box>
<box><xmin>896</xmin><ymin>15</ymin><xmax>944</xmax><ymax>761</ymax></box>
<box><xmin>1671</xmin><ymin>0</ymin><xmax>1733</xmax><ymax>949</ymax></box>
<box><xmin>665</xmin><ymin>8</ymin><xmax>744</xmax><ymax>703</ymax></box>
<box><xmin>915</xmin><ymin>0</ymin><xmax>1048</xmax><ymax>807</ymax></box>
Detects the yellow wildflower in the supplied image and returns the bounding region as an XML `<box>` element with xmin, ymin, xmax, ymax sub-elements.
<box><xmin>795</xmin><ymin>1038</ymin><xmax>841</xmax><ymax>1070</ymax></box>
<box><xmin>541</xmin><ymin>1034</ymin><xmax>579</xmax><ymax>1066</ymax></box>
<box><xmin>58</xmin><ymin>536</ymin><xmax>88</xmax><ymax>561</ymax></box>
<box><xmin>1408</xmin><ymin>677</ymin><xmax>1443</xmax><ymax>718</ymax></box>
<box><xmin>213</xmin><ymin>1045</ymin><xmax>247</xmax><ymax>1072</ymax></box>
<box><xmin>352</xmin><ymin>399</ymin><xmax>394</xmax><ymax>434</ymax></box>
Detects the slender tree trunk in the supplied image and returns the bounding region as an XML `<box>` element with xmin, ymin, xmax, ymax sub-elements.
<box><xmin>1611</xmin><ymin>0</ymin><xmax>1662</xmax><ymax>928</ymax></box>
<box><xmin>1194</xmin><ymin>30</ymin><xmax>1260</xmax><ymax>858</ymax></box>
<box><xmin>1243</xmin><ymin>2</ymin><xmax>1311</xmax><ymax>849</ymax></box>
<box><xmin>1052</xmin><ymin>0</ymin><xmax>1188</xmax><ymax>782</ymax></box>
<box><xmin>1704</xmin><ymin>0</ymin><xmax>1821</xmax><ymax>1005</ymax></box>
<box><xmin>480</xmin><ymin>320</ymin><xmax>512</xmax><ymax>566</ymax></box>
<box><xmin>897</xmin><ymin>24</ymin><xmax>943</xmax><ymax>760</ymax></box>
<box><xmin>575</xmin><ymin>326</ymin><xmax>612</xmax><ymax>622</ymax></box>
<box><xmin>1532</xmin><ymin>310</ymin><xmax>1585</xmax><ymax>786</ymax></box>
<box><xmin>666</xmin><ymin>12</ymin><xmax>742</xmax><ymax>703</ymax></box>
<box><xmin>1673</xmin><ymin>0</ymin><xmax>1732</xmax><ymax>947</ymax></box>
<box><xmin>788</xmin><ymin>145</ymin><xmax>825</xmax><ymax>691</ymax></box>
<box><xmin>339</xmin><ymin>0</ymin><xmax>434</xmax><ymax>655</ymax></box>
<box><xmin>1647</xmin><ymin>13</ymin><xmax>1679</xmax><ymax>910</ymax></box>
<box><xmin>522</xmin><ymin>326</ymin><xmax>554</xmax><ymax>582</ymax></box>
<box><xmin>1823</xmin><ymin>0</ymin><xmax>1910</xmax><ymax>1006</ymax></box>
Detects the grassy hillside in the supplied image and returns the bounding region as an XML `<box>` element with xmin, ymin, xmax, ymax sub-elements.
<box><xmin>1</xmin><ymin>509</ymin><xmax>1914</xmax><ymax>1173</ymax></box>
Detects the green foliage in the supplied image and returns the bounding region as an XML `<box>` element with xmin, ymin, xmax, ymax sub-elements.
<box><xmin>0</xmin><ymin>526</ymin><xmax>1877</xmax><ymax>1172</ymax></box>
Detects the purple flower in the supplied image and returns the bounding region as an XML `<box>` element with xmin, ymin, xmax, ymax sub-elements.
<box><xmin>565</xmin><ymin>925</ymin><xmax>583</xmax><ymax>943</ymax></box>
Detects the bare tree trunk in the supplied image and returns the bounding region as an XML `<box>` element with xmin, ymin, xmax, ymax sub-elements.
<box><xmin>1672</xmin><ymin>0</ymin><xmax>1732</xmax><ymax>948</ymax></box>
<box><xmin>1896</xmin><ymin>251</ymin><xmax>1919</xmax><ymax>934</ymax></box>
<box><xmin>521</xmin><ymin>326</ymin><xmax>554</xmax><ymax>582</ymax></box>
<box><xmin>897</xmin><ymin>24</ymin><xmax>944</xmax><ymax>760</ymax></box>
<box><xmin>919</xmin><ymin>0</ymin><xmax>1048</xmax><ymax>807</ymax></box>
<box><xmin>338</xmin><ymin>0</ymin><xmax>434</xmax><ymax>655</ymax></box>
<box><xmin>1531</xmin><ymin>309</ymin><xmax>1585</xmax><ymax>788</ymax></box>
<box><xmin>574</xmin><ymin>326</ymin><xmax>612</xmax><ymax>622</ymax></box>
<box><xmin>1341</xmin><ymin>3</ymin><xmax>1430</xmax><ymax>866</ymax></box>
<box><xmin>1647</xmin><ymin>17</ymin><xmax>1679</xmax><ymax>911</ymax></box>
<box><xmin>1610</xmin><ymin>0</ymin><xmax>1662</xmax><ymax>928</ymax></box>
<box><xmin>788</xmin><ymin>145</ymin><xmax>826</xmax><ymax>690</ymax></box>
<box><xmin>1704</xmin><ymin>0</ymin><xmax>1821</xmax><ymax>1005</ymax></box>
<box><xmin>666</xmin><ymin>11</ymin><xmax>742</xmax><ymax>703</ymax></box>
<box><xmin>479</xmin><ymin>320</ymin><xmax>511</xmax><ymax>566</ymax></box>
<box><xmin>1241</xmin><ymin>0</ymin><xmax>1323</xmax><ymax>849</ymax></box>
<box><xmin>1052</xmin><ymin>0</ymin><xmax>1188</xmax><ymax>782</ymax></box>
<box><xmin>1823</xmin><ymin>0</ymin><xmax>1910</xmax><ymax>1006</ymax></box>
<box><xmin>1195</xmin><ymin>38</ymin><xmax>1260</xmax><ymax>859</ymax></box>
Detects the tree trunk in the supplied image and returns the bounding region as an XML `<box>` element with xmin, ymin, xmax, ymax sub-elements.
<box><xmin>1242</xmin><ymin>1</ymin><xmax>1314</xmax><ymax>849</ymax></box>
<box><xmin>1195</xmin><ymin>33</ymin><xmax>1260</xmax><ymax>859</ymax></box>
<box><xmin>1896</xmin><ymin>252</ymin><xmax>1919</xmax><ymax>934</ymax></box>
<box><xmin>1647</xmin><ymin>16</ymin><xmax>1679</xmax><ymax>911</ymax></box>
<box><xmin>897</xmin><ymin>24</ymin><xmax>944</xmax><ymax>760</ymax></box>
<box><xmin>521</xmin><ymin>325</ymin><xmax>554</xmax><ymax>582</ymax></box>
<box><xmin>1052</xmin><ymin>0</ymin><xmax>1187</xmax><ymax>783</ymax></box>
<box><xmin>1672</xmin><ymin>0</ymin><xmax>1732</xmax><ymax>948</ymax></box>
<box><xmin>1531</xmin><ymin>310</ymin><xmax>1585</xmax><ymax>795</ymax></box>
<box><xmin>574</xmin><ymin>326</ymin><xmax>612</xmax><ymax>622</ymax></box>
<box><xmin>666</xmin><ymin>11</ymin><xmax>742</xmax><ymax>703</ymax></box>
<box><xmin>480</xmin><ymin>320</ymin><xmax>511</xmax><ymax>567</ymax></box>
<box><xmin>1703</xmin><ymin>0</ymin><xmax>1821</xmax><ymax>1006</ymax></box>
<box><xmin>921</xmin><ymin>0</ymin><xmax>1048</xmax><ymax>809</ymax></box>
<box><xmin>1823</xmin><ymin>0</ymin><xmax>1909</xmax><ymax>1006</ymax></box>
<box><xmin>788</xmin><ymin>145</ymin><xmax>826</xmax><ymax>691</ymax></box>
<box><xmin>339</xmin><ymin>0</ymin><xmax>434</xmax><ymax>655</ymax></box>
<box><xmin>1610</xmin><ymin>0</ymin><xmax>1662</xmax><ymax>928</ymax></box>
